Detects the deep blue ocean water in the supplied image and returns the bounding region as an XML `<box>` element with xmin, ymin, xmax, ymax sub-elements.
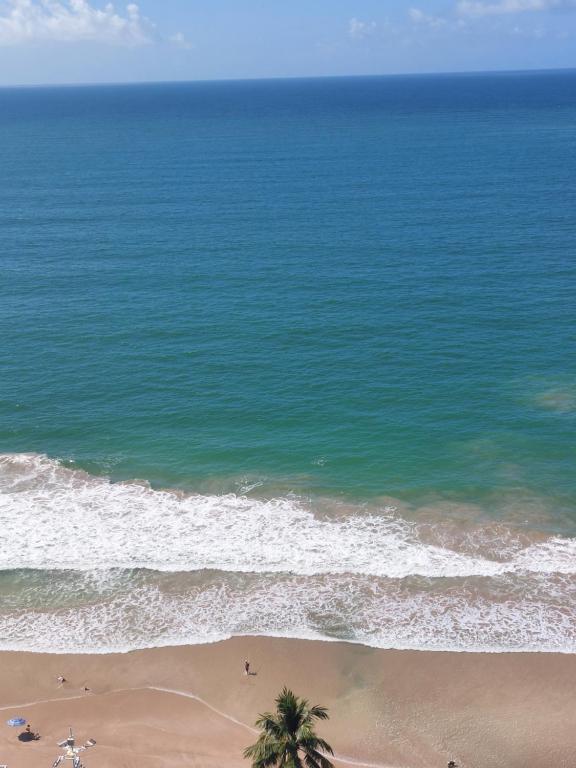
<box><xmin>0</xmin><ymin>72</ymin><xmax>575</xmax><ymax>653</ymax></box>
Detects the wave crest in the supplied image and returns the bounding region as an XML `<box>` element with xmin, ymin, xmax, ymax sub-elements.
<box><xmin>1</xmin><ymin>453</ymin><xmax>575</xmax><ymax>578</ymax></box>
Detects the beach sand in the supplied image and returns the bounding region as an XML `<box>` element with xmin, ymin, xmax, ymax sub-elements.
<box><xmin>0</xmin><ymin>637</ymin><xmax>574</xmax><ymax>768</ymax></box>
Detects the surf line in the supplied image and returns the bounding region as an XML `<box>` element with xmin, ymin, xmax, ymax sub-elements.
<box><xmin>0</xmin><ymin>691</ymin><xmax>91</xmax><ymax>712</ymax></box>
<box><xmin>0</xmin><ymin>685</ymin><xmax>394</xmax><ymax>768</ymax></box>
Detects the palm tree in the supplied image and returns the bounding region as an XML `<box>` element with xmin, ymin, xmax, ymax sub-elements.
<box><xmin>244</xmin><ymin>687</ymin><xmax>335</xmax><ymax>768</ymax></box>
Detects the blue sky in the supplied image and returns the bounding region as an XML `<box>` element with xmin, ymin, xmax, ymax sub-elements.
<box><xmin>1</xmin><ymin>0</ymin><xmax>576</xmax><ymax>85</ymax></box>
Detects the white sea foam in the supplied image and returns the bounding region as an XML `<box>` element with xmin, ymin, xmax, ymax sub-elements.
<box><xmin>1</xmin><ymin>453</ymin><xmax>574</xmax><ymax>654</ymax></box>
<box><xmin>0</xmin><ymin>571</ymin><xmax>573</xmax><ymax>654</ymax></box>
<box><xmin>1</xmin><ymin>453</ymin><xmax>575</xmax><ymax>578</ymax></box>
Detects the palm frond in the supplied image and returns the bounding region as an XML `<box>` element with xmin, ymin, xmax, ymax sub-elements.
<box><xmin>244</xmin><ymin>734</ymin><xmax>284</xmax><ymax>768</ymax></box>
<box><xmin>255</xmin><ymin>714</ymin><xmax>285</xmax><ymax>739</ymax></box>
<box><xmin>303</xmin><ymin>754</ymin><xmax>322</xmax><ymax>768</ymax></box>
<box><xmin>299</xmin><ymin>736</ymin><xmax>334</xmax><ymax>756</ymax></box>
<box><xmin>308</xmin><ymin>705</ymin><xmax>330</xmax><ymax>721</ymax></box>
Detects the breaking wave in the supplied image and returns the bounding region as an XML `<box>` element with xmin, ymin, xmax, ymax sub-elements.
<box><xmin>1</xmin><ymin>453</ymin><xmax>575</xmax><ymax>578</ymax></box>
<box><xmin>0</xmin><ymin>453</ymin><xmax>574</xmax><ymax>653</ymax></box>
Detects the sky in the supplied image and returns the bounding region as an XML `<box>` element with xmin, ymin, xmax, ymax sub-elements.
<box><xmin>1</xmin><ymin>0</ymin><xmax>576</xmax><ymax>85</ymax></box>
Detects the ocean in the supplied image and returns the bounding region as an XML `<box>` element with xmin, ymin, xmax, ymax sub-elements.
<box><xmin>0</xmin><ymin>71</ymin><xmax>575</xmax><ymax>653</ymax></box>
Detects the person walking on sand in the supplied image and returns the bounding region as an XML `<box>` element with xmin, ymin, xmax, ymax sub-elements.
<box><xmin>244</xmin><ymin>660</ymin><xmax>250</xmax><ymax>675</ymax></box>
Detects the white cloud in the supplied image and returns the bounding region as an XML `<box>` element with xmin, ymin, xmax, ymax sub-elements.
<box><xmin>169</xmin><ymin>31</ymin><xmax>191</xmax><ymax>50</ymax></box>
<box><xmin>457</xmin><ymin>0</ymin><xmax>576</xmax><ymax>16</ymax></box>
<box><xmin>409</xmin><ymin>7</ymin><xmax>447</xmax><ymax>26</ymax></box>
<box><xmin>0</xmin><ymin>0</ymin><xmax>163</xmax><ymax>46</ymax></box>
<box><xmin>348</xmin><ymin>17</ymin><xmax>377</xmax><ymax>40</ymax></box>
<box><xmin>511</xmin><ymin>22</ymin><xmax>547</xmax><ymax>34</ymax></box>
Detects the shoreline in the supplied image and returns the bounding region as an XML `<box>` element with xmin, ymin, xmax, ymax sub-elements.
<box><xmin>1</xmin><ymin>631</ymin><xmax>575</xmax><ymax>655</ymax></box>
<box><xmin>0</xmin><ymin>637</ymin><xmax>575</xmax><ymax>768</ymax></box>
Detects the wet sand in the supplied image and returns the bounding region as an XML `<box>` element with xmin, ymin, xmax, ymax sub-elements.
<box><xmin>0</xmin><ymin>637</ymin><xmax>574</xmax><ymax>768</ymax></box>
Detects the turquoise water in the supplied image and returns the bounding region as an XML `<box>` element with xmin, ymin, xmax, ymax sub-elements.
<box><xmin>0</xmin><ymin>72</ymin><xmax>575</xmax><ymax>652</ymax></box>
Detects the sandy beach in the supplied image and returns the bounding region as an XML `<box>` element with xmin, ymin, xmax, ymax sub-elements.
<box><xmin>0</xmin><ymin>637</ymin><xmax>574</xmax><ymax>768</ymax></box>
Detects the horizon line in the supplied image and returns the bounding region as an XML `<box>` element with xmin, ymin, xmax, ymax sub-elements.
<box><xmin>1</xmin><ymin>64</ymin><xmax>576</xmax><ymax>90</ymax></box>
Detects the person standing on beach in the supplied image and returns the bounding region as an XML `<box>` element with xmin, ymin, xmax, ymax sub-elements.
<box><xmin>244</xmin><ymin>660</ymin><xmax>250</xmax><ymax>675</ymax></box>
